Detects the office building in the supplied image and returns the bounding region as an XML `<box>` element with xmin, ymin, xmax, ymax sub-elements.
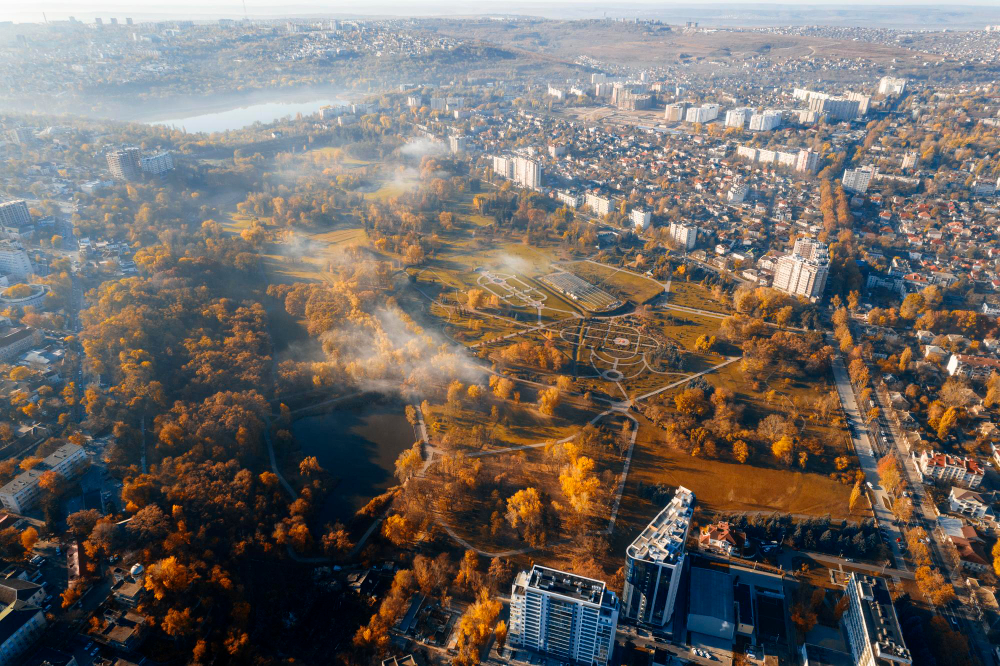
<box><xmin>844</xmin><ymin>574</ymin><xmax>911</xmax><ymax>666</ymax></box>
<box><xmin>585</xmin><ymin>193</ymin><xmax>612</xmax><ymax>217</ymax></box>
<box><xmin>622</xmin><ymin>486</ymin><xmax>694</xmax><ymax>627</ymax></box>
<box><xmin>509</xmin><ymin>565</ymin><xmax>619</xmax><ymax>666</ymax></box>
<box><xmin>842</xmin><ymin>167</ymin><xmax>874</xmax><ymax>194</ymax></box>
<box><xmin>0</xmin><ymin>242</ymin><xmax>32</xmax><ymax>279</ymax></box>
<box><xmin>685</xmin><ymin>104</ymin><xmax>720</xmax><ymax>124</ymax></box>
<box><xmin>749</xmin><ymin>110</ymin><xmax>781</xmax><ymax>131</ymax></box>
<box><xmin>139</xmin><ymin>151</ymin><xmax>174</xmax><ymax>175</ymax></box>
<box><xmin>724</xmin><ymin>108</ymin><xmax>751</xmax><ymax>128</ymax></box>
<box><xmin>107</xmin><ymin>147</ymin><xmax>142</xmax><ymax>181</ymax></box>
<box><xmin>0</xmin><ymin>201</ymin><xmax>30</xmax><ymax>231</ymax></box>
<box><xmin>631</xmin><ymin>209</ymin><xmax>651</xmax><ymax>230</ymax></box>
<box><xmin>0</xmin><ymin>444</ymin><xmax>88</xmax><ymax>514</ymax></box>
<box><xmin>664</xmin><ymin>103</ymin><xmax>687</xmax><ymax>122</ymax></box>
<box><xmin>878</xmin><ymin>76</ymin><xmax>907</xmax><ymax>97</ymax></box>
<box><xmin>772</xmin><ymin>239</ymin><xmax>829</xmax><ymax>301</ymax></box>
<box><xmin>796</xmin><ymin>149</ymin><xmax>820</xmax><ymax>174</ymax></box>
<box><xmin>809</xmin><ymin>96</ymin><xmax>860</xmax><ymax>122</ymax></box>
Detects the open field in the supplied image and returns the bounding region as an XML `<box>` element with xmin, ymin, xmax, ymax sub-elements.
<box><xmin>668</xmin><ymin>279</ymin><xmax>730</xmax><ymax>314</ymax></box>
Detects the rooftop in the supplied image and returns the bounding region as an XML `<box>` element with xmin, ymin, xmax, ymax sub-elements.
<box><xmin>850</xmin><ymin>574</ymin><xmax>911</xmax><ymax>664</ymax></box>
<box><xmin>523</xmin><ymin>565</ymin><xmax>609</xmax><ymax>606</ymax></box>
<box><xmin>627</xmin><ymin>486</ymin><xmax>694</xmax><ymax>565</ymax></box>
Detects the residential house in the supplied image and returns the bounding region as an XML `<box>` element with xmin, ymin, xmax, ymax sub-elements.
<box><xmin>698</xmin><ymin>522</ymin><xmax>745</xmax><ymax>556</ymax></box>
<box><xmin>916</xmin><ymin>451</ymin><xmax>984</xmax><ymax>489</ymax></box>
<box><xmin>949</xmin><ymin>487</ymin><xmax>994</xmax><ymax>520</ymax></box>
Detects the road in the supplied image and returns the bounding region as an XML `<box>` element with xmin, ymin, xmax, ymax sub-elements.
<box><xmin>829</xmin><ymin>357</ymin><xmax>909</xmax><ymax>570</ymax></box>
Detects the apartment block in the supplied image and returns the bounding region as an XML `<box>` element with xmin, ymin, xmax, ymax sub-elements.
<box><xmin>844</xmin><ymin>574</ymin><xmax>911</xmax><ymax>666</ymax></box>
<box><xmin>622</xmin><ymin>486</ymin><xmax>694</xmax><ymax>627</ymax></box>
<box><xmin>0</xmin><ymin>444</ymin><xmax>88</xmax><ymax>514</ymax></box>
<box><xmin>509</xmin><ymin>565</ymin><xmax>619</xmax><ymax>666</ymax></box>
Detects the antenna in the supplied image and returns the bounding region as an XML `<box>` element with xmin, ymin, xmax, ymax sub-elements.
<box><xmin>42</xmin><ymin>12</ymin><xmax>47</xmax><ymax>23</ymax></box>
<box><xmin>242</xmin><ymin>0</ymin><xmax>248</xmax><ymax>20</ymax></box>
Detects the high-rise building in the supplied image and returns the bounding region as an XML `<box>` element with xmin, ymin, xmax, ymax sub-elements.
<box><xmin>585</xmin><ymin>193</ymin><xmax>612</xmax><ymax>217</ymax></box>
<box><xmin>509</xmin><ymin>565</ymin><xmax>619</xmax><ymax>666</ymax></box>
<box><xmin>724</xmin><ymin>108</ymin><xmax>751</xmax><ymax>128</ymax></box>
<box><xmin>796</xmin><ymin>149</ymin><xmax>820</xmax><ymax>174</ymax></box>
<box><xmin>846</xmin><ymin>91</ymin><xmax>871</xmax><ymax>116</ymax></box>
<box><xmin>513</xmin><ymin>156</ymin><xmax>541</xmax><ymax>189</ymax></box>
<box><xmin>727</xmin><ymin>183</ymin><xmax>749</xmax><ymax>204</ymax></box>
<box><xmin>842</xmin><ymin>167</ymin><xmax>875</xmax><ymax>194</ymax></box>
<box><xmin>772</xmin><ymin>239</ymin><xmax>829</xmax><ymax>301</ymax></box>
<box><xmin>749</xmin><ymin>110</ymin><xmax>782</xmax><ymax>131</ymax></box>
<box><xmin>844</xmin><ymin>573</ymin><xmax>911</xmax><ymax>666</ymax></box>
<box><xmin>448</xmin><ymin>136</ymin><xmax>468</xmax><ymax>154</ymax></box>
<box><xmin>631</xmin><ymin>209</ymin><xmax>651</xmax><ymax>230</ymax></box>
<box><xmin>492</xmin><ymin>156</ymin><xmax>514</xmax><ymax>179</ymax></box>
<box><xmin>0</xmin><ymin>200</ymin><xmax>31</xmax><ymax>230</ymax></box>
<box><xmin>664</xmin><ymin>103</ymin><xmax>687</xmax><ymax>122</ymax></box>
<box><xmin>140</xmin><ymin>151</ymin><xmax>174</xmax><ymax>175</ymax></box>
<box><xmin>107</xmin><ymin>147</ymin><xmax>142</xmax><ymax>181</ymax></box>
<box><xmin>0</xmin><ymin>241</ymin><xmax>33</xmax><ymax>278</ymax></box>
<box><xmin>685</xmin><ymin>104</ymin><xmax>720</xmax><ymax>124</ymax></box>
<box><xmin>878</xmin><ymin>76</ymin><xmax>907</xmax><ymax>97</ymax></box>
<box><xmin>901</xmin><ymin>151</ymin><xmax>917</xmax><ymax>170</ymax></box>
<box><xmin>622</xmin><ymin>486</ymin><xmax>694</xmax><ymax>627</ymax></box>
<box><xmin>668</xmin><ymin>222</ymin><xmax>698</xmax><ymax>250</ymax></box>
<box><xmin>809</xmin><ymin>96</ymin><xmax>861</xmax><ymax>122</ymax></box>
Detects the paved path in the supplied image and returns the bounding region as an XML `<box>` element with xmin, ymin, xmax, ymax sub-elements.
<box><xmin>830</xmin><ymin>357</ymin><xmax>908</xmax><ymax>571</ymax></box>
<box><xmin>634</xmin><ymin>356</ymin><xmax>739</xmax><ymax>402</ymax></box>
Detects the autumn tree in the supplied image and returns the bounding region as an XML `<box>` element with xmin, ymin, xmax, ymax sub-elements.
<box><xmin>19</xmin><ymin>527</ymin><xmax>38</xmax><ymax>553</ymax></box>
<box><xmin>382</xmin><ymin>514</ymin><xmax>415</xmax><ymax>547</ymax></box>
<box><xmin>772</xmin><ymin>435</ymin><xmax>795</xmax><ymax>466</ymax></box>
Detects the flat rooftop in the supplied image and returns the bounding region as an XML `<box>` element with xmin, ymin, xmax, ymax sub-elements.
<box><xmin>850</xmin><ymin>574</ymin><xmax>911</xmax><ymax>664</ymax></box>
<box><xmin>526</xmin><ymin>565</ymin><xmax>607</xmax><ymax>606</ymax></box>
<box><xmin>627</xmin><ymin>486</ymin><xmax>694</xmax><ymax>565</ymax></box>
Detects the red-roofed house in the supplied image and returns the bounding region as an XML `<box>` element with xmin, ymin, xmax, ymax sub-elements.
<box><xmin>917</xmin><ymin>450</ymin><xmax>984</xmax><ymax>489</ymax></box>
<box><xmin>698</xmin><ymin>522</ymin><xmax>745</xmax><ymax>556</ymax></box>
<box><xmin>946</xmin><ymin>354</ymin><xmax>1000</xmax><ymax>379</ymax></box>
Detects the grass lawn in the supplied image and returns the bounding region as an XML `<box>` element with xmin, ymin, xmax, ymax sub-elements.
<box><xmin>564</xmin><ymin>260</ymin><xmax>665</xmax><ymax>304</ymax></box>
<box><xmin>669</xmin><ymin>279</ymin><xmax>730</xmax><ymax>314</ymax></box>
<box><xmin>611</xmin><ymin>415</ymin><xmax>859</xmax><ymax>554</ymax></box>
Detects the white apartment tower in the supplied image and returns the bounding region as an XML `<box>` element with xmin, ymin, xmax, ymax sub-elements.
<box><xmin>107</xmin><ymin>147</ymin><xmax>142</xmax><ymax>181</ymax></box>
<box><xmin>668</xmin><ymin>222</ymin><xmax>698</xmax><ymax>250</ymax></box>
<box><xmin>140</xmin><ymin>151</ymin><xmax>174</xmax><ymax>175</ymax></box>
<box><xmin>772</xmin><ymin>239</ymin><xmax>829</xmax><ymax>301</ymax></box>
<box><xmin>842</xmin><ymin>167</ymin><xmax>875</xmax><ymax>194</ymax></box>
<box><xmin>685</xmin><ymin>104</ymin><xmax>720</xmax><ymax>124</ymax></box>
<box><xmin>664</xmin><ymin>103</ymin><xmax>687</xmax><ymax>121</ymax></box>
<box><xmin>724</xmin><ymin>108</ymin><xmax>751</xmax><ymax>128</ymax></box>
<box><xmin>795</xmin><ymin>149</ymin><xmax>820</xmax><ymax>174</ymax></box>
<box><xmin>749</xmin><ymin>110</ymin><xmax>782</xmax><ymax>131</ymax></box>
<box><xmin>622</xmin><ymin>487</ymin><xmax>695</xmax><ymax>627</ymax></box>
<box><xmin>510</xmin><ymin>565</ymin><xmax>619</xmax><ymax>666</ymax></box>
<box><xmin>0</xmin><ymin>200</ymin><xmax>31</xmax><ymax>230</ymax></box>
<box><xmin>585</xmin><ymin>193</ymin><xmax>612</xmax><ymax>217</ymax></box>
<box><xmin>631</xmin><ymin>209</ymin><xmax>652</xmax><ymax>230</ymax></box>
<box><xmin>513</xmin><ymin>156</ymin><xmax>541</xmax><ymax>189</ymax></box>
<box><xmin>878</xmin><ymin>76</ymin><xmax>907</xmax><ymax>97</ymax></box>
<box><xmin>844</xmin><ymin>574</ymin><xmax>911</xmax><ymax>666</ymax></box>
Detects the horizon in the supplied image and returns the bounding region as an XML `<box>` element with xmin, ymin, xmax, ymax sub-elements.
<box><xmin>4</xmin><ymin>1</ymin><xmax>1000</xmax><ymax>25</ymax></box>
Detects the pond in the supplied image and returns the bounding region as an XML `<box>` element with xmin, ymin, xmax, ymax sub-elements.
<box><xmin>147</xmin><ymin>96</ymin><xmax>348</xmax><ymax>134</ymax></box>
<box><xmin>292</xmin><ymin>403</ymin><xmax>416</xmax><ymax>525</ymax></box>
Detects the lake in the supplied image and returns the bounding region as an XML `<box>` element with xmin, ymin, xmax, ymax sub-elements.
<box><xmin>148</xmin><ymin>97</ymin><xmax>348</xmax><ymax>134</ymax></box>
<box><xmin>292</xmin><ymin>403</ymin><xmax>416</xmax><ymax>524</ymax></box>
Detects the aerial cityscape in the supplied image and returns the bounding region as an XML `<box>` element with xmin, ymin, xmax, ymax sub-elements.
<box><xmin>0</xmin><ymin>2</ymin><xmax>1000</xmax><ymax>665</ymax></box>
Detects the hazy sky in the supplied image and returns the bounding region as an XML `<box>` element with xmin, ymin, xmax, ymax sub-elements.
<box><xmin>4</xmin><ymin>0</ymin><xmax>999</xmax><ymax>23</ymax></box>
